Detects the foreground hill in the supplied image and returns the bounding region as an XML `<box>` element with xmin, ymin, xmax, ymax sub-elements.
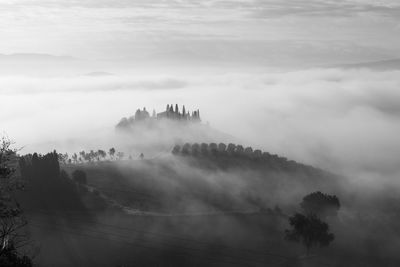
<box><xmin>16</xmin><ymin>150</ymin><xmax>400</xmax><ymax>266</ymax></box>
<box><xmin>64</xmin><ymin>152</ymin><xmax>342</xmax><ymax>215</ymax></box>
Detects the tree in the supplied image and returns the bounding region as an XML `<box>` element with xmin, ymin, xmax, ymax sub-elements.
<box><xmin>72</xmin><ymin>170</ymin><xmax>87</xmax><ymax>185</ymax></box>
<box><xmin>109</xmin><ymin>148</ymin><xmax>116</xmax><ymax>160</ymax></box>
<box><xmin>172</xmin><ymin>145</ymin><xmax>181</xmax><ymax>155</ymax></box>
<box><xmin>79</xmin><ymin>151</ymin><xmax>86</xmax><ymax>162</ymax></box>
<box><xmin>244</xmin><ymin>147</ymin><xmax>253</xmax><ymax>155</ymax></box>
<box><xmin>200</xmin><ymin>143</ymin><xmax>209</xmax><ymax>155</ymax></box>
<box><xmin>209</xmin><ymin>143</ymin><xmax>218</xmax><ymax>156</ymax></box>
<box><xmin>0</xmin><ymin>243</ymin><xmax>32</xmax><ymax>267</ymax></box>
<box><xmin>300</xmin><ymin>192</ymin><xmax>340</xmax><ymax>218</ymax></box>
<box><xmin>235</xmin><ymin>145</ymin><xmax>244</xmax><ymax>155</ymax></box>
<box><xmin>191</xmin><ymin>143</ymin><xmax>200</xmax><ymax>156</ymax></box>
<box><xmin>116</xmin><ymin>152</ymin><xmax>124</xmax><ymax>160</ymax></box>
<box><xmin>72</xmin><ymin>153</ymin><xmax>78</xmax><ymax>164</ymax></box>
<box><xmin>181</xmin><ymin>143</ymin><xmax>191</xmax><ymax>155</ymax></box>
<box><xmin>0</xmin><ymin>137</ymin><xmax>32</xmax><ymax>266</ymax></box>
<box><xmin>227</xmin><ymin>143</ymin><xmax>236</xmax><ymax>154</ymax></box>
<box><xmin>285</xmin><ymin>213</ymin><xmax>334</xmax><ymax>255</ymax></box>
<box><xmin>182</xmin><ymin>105</ymin><xmax>186</xmax><ymax>118</ymax></box>
<box><xmin>97</xmin><ymin>150</ymin><xmax>106</xmax><ymax>161</ymax></box>
<box><xmin>218</xmin><ymin>143</ymin><xmax>227</xmax><ymax>153</ymax></box>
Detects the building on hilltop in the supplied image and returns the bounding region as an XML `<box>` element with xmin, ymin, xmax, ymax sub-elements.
<box><xmin>117</xmin><ymin>104</ymin><xmax>201</xmax><ymax>128</ymax></box>
<box><xmin>134</xmin><ymin>107</ymin><xmax>150</xmax><ymax>121</ymax></box>
<box><xmin>156</xmin><ymin>104</ymin><xmax>201</xmax><ymax>122</ymax></box>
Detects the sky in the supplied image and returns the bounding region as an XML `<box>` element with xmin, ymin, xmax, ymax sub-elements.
<box><xmin>1</xmin><ymin>0</ymin><xmax>400</xmax><ymax>62</ymax></box>
<box><xmin>1</xmin><ymin>0</ymin><xmax>400</xmax><ymax>191</ymax></box>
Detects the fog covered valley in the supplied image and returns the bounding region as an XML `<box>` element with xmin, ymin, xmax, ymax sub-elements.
<box><xmin>1</xmin><ymin>108</ymin><xmax>398</xmax><ymax>267</ymax></box>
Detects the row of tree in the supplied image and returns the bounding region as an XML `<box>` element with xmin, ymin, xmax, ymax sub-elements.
<box><xmin>57</xmin><ymin>148</ymin><xmax>131</xmax><ymax>164</ymax></box>
<box><xmin>172</xmin><ymin>142</ymin><xmax>313</xmax><ymax>172</ymax></box>
<box><xmin>173</xmin><ymin>142</ymin><xmax>265</xmax><ymax>157</ymax></box>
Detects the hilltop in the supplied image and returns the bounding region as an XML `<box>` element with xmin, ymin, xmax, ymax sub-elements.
<box><xmin>115</xmin><ymin>105</ymin><xmax>235</xmax><ymax>154</ymax></box>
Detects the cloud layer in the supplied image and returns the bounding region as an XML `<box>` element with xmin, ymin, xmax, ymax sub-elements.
<box><xmin>1</xmin><ymin>66</ymin><xmax>399</xmax><ymax>191</ymax></box>
<box><xmin>1</xmin><ymin>0</ymin><xmax>400</xmax><ymax>62</ymax></box>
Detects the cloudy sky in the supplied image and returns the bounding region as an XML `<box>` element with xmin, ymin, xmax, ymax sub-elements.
<box><xmin>1</xmin><ymin>0</ymin><xmax>400</xmax><ymax>63</ymax></box>
<box><xmin>1</xmin><ymin>0</ymin><xmax>400</xmax><ymax>190</ymax></box>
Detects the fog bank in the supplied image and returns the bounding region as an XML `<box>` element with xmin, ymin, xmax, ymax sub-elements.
<box><xmin>1</xmin><ymin>66</ymin><xmax>399</xmax><ymax>189</ymax></box>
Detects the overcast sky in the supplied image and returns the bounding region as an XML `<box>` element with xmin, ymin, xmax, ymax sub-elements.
<box><xmin>1</xmin><ymin>0</ymin><xmax>400</xmax><ymax>63</ymax></box>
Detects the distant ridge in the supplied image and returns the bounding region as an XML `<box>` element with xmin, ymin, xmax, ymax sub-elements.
<box><xmin>337</xmin><ymin>58</ymin><xmax>400</xmax><ymax>70</ymax></box>
<box><xmin>83</xmin><ymin>71</ymin><xmax>115</xmax><ymax>77</ymax></box>
<box><xmin>0</xmin><ymin>53</ymin><xmax>77</xmax><ymax>62</ymax></box>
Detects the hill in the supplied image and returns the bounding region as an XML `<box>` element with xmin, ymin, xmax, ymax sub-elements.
<box><xmin>14</xmin><ymin>147</ymin><xmax>400</xmax><ymax>266</ymax></box>
<box><xmin>115</xmin><ymin>105</ymin><xmax>237</xmax><ymax>155</ymax></box>
<box><xmin>337</xmin><ymin>58</ymin><xmax>400</xmax><ymax>70</ymax></box>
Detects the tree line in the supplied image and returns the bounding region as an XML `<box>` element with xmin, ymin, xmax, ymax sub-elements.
<box><xmin>57</xmin><ymin>148</ymin><xmax>133</xmax><ymax>164</ymax></box>
<box><xmin>171</xmin><ymin>142</ymin><xmax>318</xmax><ymax>173</ymax></box>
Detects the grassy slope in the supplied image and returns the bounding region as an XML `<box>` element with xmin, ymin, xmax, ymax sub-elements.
<box><xmin>23</xmin><ymin>155</ymin><xmax>400</xmax><ymax>266</ymax></box>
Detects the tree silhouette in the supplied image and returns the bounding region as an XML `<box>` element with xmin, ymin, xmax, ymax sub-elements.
<box><xmin>209</xmin><ymin>143</ymin><xmax>218</xmax><ymax>156</ymax></box>
<box><xmin>218</xmin><ymin>143</ymin><xmax>227</xmax><ymax>153</ymax></box>
<box><xmin>235</xmin><ymin>145</ymin><xmax>244</xmax><ymax>155</ymax></box>
<box><xmin>0</xmin><ymin>243</ymin><xmax>32</xmax><ymax>267</ymax></box>
<box><xmin>0</xmin><ymin>137</ymin><xmax>32</xmax><ymax>266</ymax></box>
<box><xmin>109</xmin><ymin>148</ymin><xmax>116</xmax><ymax>160</ymax></box>
<box><xmin>200</xmin><ymin>143</ymin><xmax>209</xmax><ymax>155</ymax></box>
<box><xmin>227</xmin><ymin>143</ymin><xmax>236</xmax><ymax>154</ymax></box>
<box><xmin>172</xmin><ymin>145</ymin><xmax>181</xmax><ymax>155</ymax></box>
<box><xmin>253</xmin><ymin>149</ymin><xmax>262</xmax><ymax>159</ymax></box>
<box><xmin>72</xmin><ymin>153</ymin><xmax>78</xmax><ymax>164</ymax></box>
<box><xmin>285</xmin><ymin>213</ymin><xmax>334</xmax><ymax>255</ymax></box>
<box><xmin>79</xmin><ymin>151</ymin><xmax>86</xmax><ymax>162</ymax></box>
<box><xmin>300</xmin><ymin>191</ymin><xmax>340</xmax><ymax>218</ymax></box>
<box><xmin>182</xmin><ymin>143</ymin><xmax>191</xmax><ymax>155</ymax></box>
<box><xmin>191</xmin><ymin>143</ymin><xmax>200</xmax><ymax>156</ymax></box>
<box><xmin>97</xmin><ymin>150</ymin><xmax>107</xmax><ymax>161</ymax></box>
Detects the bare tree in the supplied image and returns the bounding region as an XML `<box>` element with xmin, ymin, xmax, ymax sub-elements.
<box><xmin>0</xmin><ymin>137</ymin><xmax>31</xmax><ymax>264</ymax></box>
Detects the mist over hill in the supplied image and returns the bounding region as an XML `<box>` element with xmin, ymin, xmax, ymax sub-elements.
<box><xmin>12</xmin><ymin>141</ymin><xmax>400</xmax><ymax>267</ymax></box>
<box><xmin>115</xmin><ymin>105</ymin><xmax>237</xmax><ymax>156</ymax></box>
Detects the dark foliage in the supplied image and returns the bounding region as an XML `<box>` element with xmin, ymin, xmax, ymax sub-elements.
<box><xmin>0</xmin><ymin>244</ymin><xmax>33</xmax><ymax>267</ymax></box>
<box><xmin>285</xmin><ymin>213</ymin><xmax>334</xmax><ymax>253</ymax></box>
<box><xmin>18</xmin><ymin>151</ymin><xmax>86</xmax><ymax>212</ymax></box>
<box><xmin>1</xmin><ymin>138</ymin><xmax>32</xmax><ymax>266</ymax></box>
<box><xmin>171</xmin><ymin>142</ymin><xmax>323</xmax><ymax>174</ymax></box>
<box><xmin>300</xmin><ymin>191</ymin><xmax>340</xmax><ymax>217</ymax></box>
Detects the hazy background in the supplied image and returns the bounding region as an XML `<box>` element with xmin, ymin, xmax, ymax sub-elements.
<box><xmin>1</xmin><ymin>0</ymin><xmax>400</xmax><ymax>190</ymax></box>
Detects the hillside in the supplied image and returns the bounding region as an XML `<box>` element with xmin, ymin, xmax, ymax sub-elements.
<box><xmin>14</xmin><ymin>148</ymin><xmax>400</xmax><ymax>266</ymax></box>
